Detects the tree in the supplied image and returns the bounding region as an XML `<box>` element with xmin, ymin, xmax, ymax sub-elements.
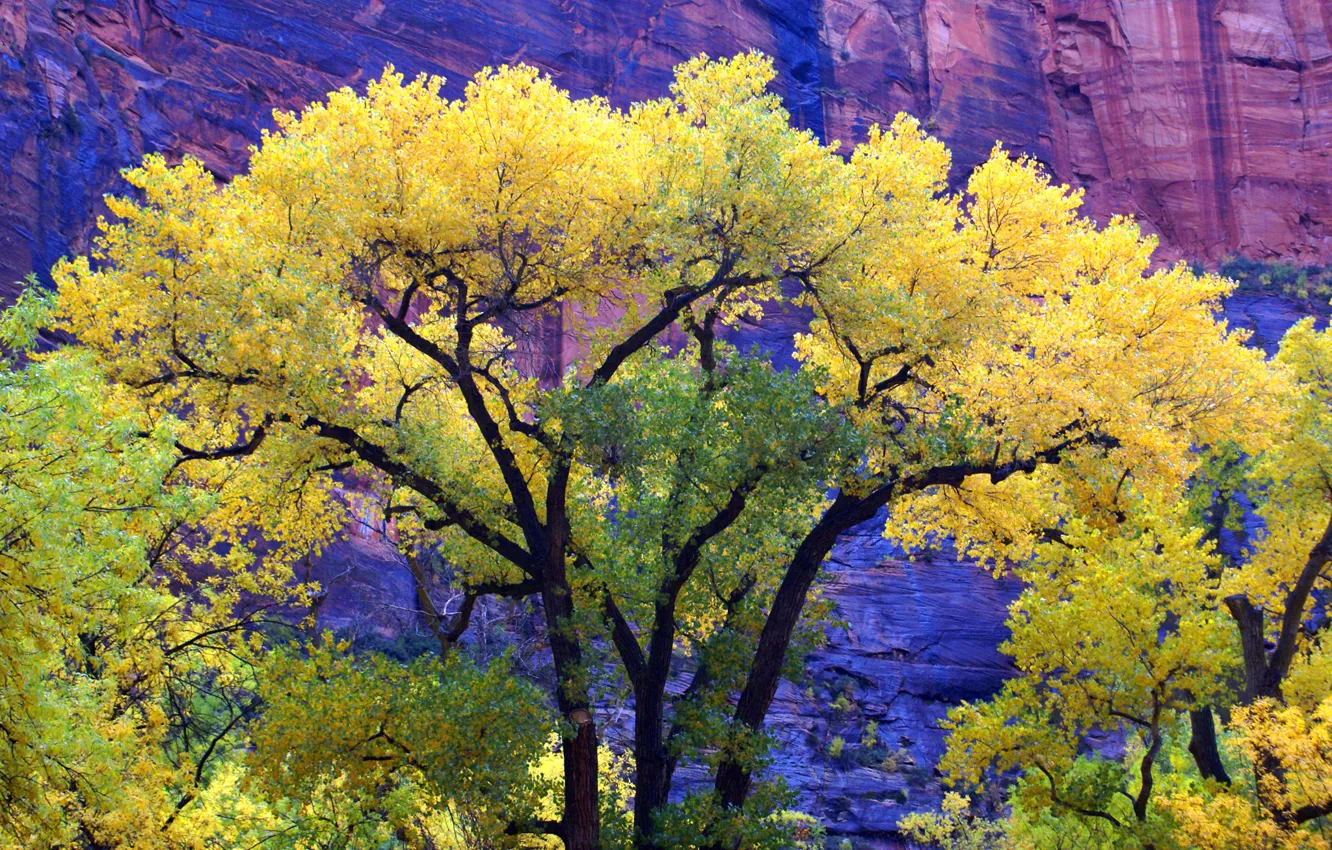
<box><xmin>245</xmin><ymin>634</ymin><xmax>558</xmax><ymax>849</ymax></box>
<box><xmin>0</xmin><ymin>288</ymin><xmax>561</xmax><ymax>850</ymax></box>
<box><xmin>1212</xmin><ymin>318</ymin><xmax>1332</xmax><ymax>840</ymax></box>
<box><xmin>54</xmin><ymin>53</ymin><xmax>1274</xmax><ymax>848</ymax></box>
<box><xmin>934</xmin><ymin>320</ymin><xmax>1332</xmax><ymax>849</ymax></box>
<box><xmin>938</xmin><ymin>496</ymin><xmax>1243</xmax><ymax>847</ymax></box>
<box><xmin>0</xmin><ymin>288</ymin><xmax>308</xmax><ymax>849</ymax></box>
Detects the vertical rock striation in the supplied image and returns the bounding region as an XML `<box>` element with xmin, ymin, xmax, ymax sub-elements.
<box><xmin>2</xmin><ymin>0</ymin><xmax>1331</xmax><ymax>293</ymax></box>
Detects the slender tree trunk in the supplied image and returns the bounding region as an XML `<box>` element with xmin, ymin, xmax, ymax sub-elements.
<box><xmin>1132</xmin><ymin>708</ymin><xmax>1164</xmax><ymax>823</ymax></box>
<box><xmin>543</xmin><ymin>577</ymin><xmax>600</xmax><ymax>849</ymax></box>
<box><xmin>635</xmin><ymin>592</ymin><xmax>686</xmax><ymax>848</ymax></box>
<box><xmin>1187</xmin><ymin>708</ymin><xmax>1231</xmax><ymax>785</ymax></box>
<box><xmin>715</xmin><ymin>493</ymin><xmax>878</xmax><ymax>807</ymax></box>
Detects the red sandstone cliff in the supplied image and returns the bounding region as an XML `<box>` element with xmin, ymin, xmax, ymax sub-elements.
<box><xmin>2</xmin><ymin>0</ymin><xmax>1331</xmax><ymax>293</ymax></box>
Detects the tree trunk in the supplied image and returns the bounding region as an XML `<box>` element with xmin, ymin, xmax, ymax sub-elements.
<box><xmin>1220</xmin><ymin>510</ymin><xmax>1332</xmax><ymax>829</ymax></box>
<box><xmin>634</xmin><ymin>590</ymin><xmax>687</xmax><ymax>849</ymax></box>
<box><xmin>1187</xmin><ymin>708</ymin><xmax>1231</xmax><ymax>785</ymax></box>
<box><xmin>1224</xmin><ymin>594</ymin><xmax>1270</xmax><ymax>703</ymax></box>
<box><xmin>561</xmin><ymin>704</ymin><xmax>601</xmax><ymax>850</ymax></box>
<box><xmin>538</xmin><ymin>452</ymin><xmax>602</xmax><ymax>849</ymax></box>
<box><xmin>715</xmin><ymin>493</ymin><xmax>878</xmax><ymax>807</ymax></box>
<box><xmin>543</xmin><ymin>578</ymin><xmax>600</xmax><ymax>850</ymax></box>
<box><xmin>633</xmin><ymin>685</ymin><xmax>669</xmax><ymax>850</ymax></box>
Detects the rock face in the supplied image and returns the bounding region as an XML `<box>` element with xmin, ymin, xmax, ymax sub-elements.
<box><xmin>3</xmin><ymin>0</ymin><xmax>1332</xmax><ymax>294</ymax></box>
<box><xmin>697</xmin><ymin>532</ymin><xmax>1025</xmax><ymax>847</ymax></box>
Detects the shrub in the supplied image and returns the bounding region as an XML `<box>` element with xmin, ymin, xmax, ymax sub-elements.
<box><xmin>1214</xmin><ymin>255</ymin><xmax>1332</xmax><ymax>300</ymax></box>
<box><xmin>861</xmin><ymin>720</ymin><xmax>879</xmax><ymax>748</ymax></box>
<box><xmin>828</xmin><ymin>736</ymin><xmax>846</xmax><ymax>759</ymax></box>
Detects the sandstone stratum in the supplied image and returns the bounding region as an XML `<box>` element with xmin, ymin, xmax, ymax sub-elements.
<box><xmin>3</xmin><ymin>0</ymin><xmax>1332</xmax><ymax>295</ymax></box>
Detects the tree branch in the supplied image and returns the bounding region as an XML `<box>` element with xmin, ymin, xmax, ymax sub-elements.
<box><xmin>505</xmin><ymin>819</ymin><xmax>566</xmax><ymax>841</ymax></box>
<box><xmin>603</xmin><ymin>592</ymin><xmax>647</xmax><ymax>693</ymax></box>
<box><xmin>1292</xmin><ymin>799</ymin><xmax>1332</xmax><ymax>825</ymax></box>
<box><xmin>666</xmin><ymin>463</ymin><xmax>770</xmax><ymax>595</ymax></box>
<box><xmin>715</xmin><ymin>426</ymin><xmax>1121</xmax><ymax>808</ymax></box>
<box><xmin>587</xmin><ymin>271</ymin><xmax>758</xmax><ymax>388</ymax></box>
<box><xmin>1268</xmin><ymin>508</ymin><xmax>1332</xmax><ymax>688</ymax></box>
<box><xmin>172</xmin><ymin>419</ymin><xmax>271</xmax><ymax>469</ymax></box>
<box><xmin>1035</xmin><ymin>763</ymin><xmax>1125</xmax><ymax>830</ymax></box>
<box><xmin>302</xmin><ymin>416</ymin><xmax>536</xmax><ymax>574</ymax></box>
<box><xmin>900</xmin><ymin>428</ymin><xmax>1122</xmax><ymax>493</ymax></box>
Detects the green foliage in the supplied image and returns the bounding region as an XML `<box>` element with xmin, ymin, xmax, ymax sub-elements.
<box><xmin>861</xmin><ymin>721</ymin><xmax>879</xmax><ymax>748</ymax></box>
<box><xmin>0</xmin><ymin>289</ymin><xmax>298</xmax><ymax>849</ymax></box>
<box><xmin>828</xmin><ymin>736</ymin><xmax>847</xmax><ymax>759</ymax></box>
<box><xmin>1216</xmin><ymin>255</ymin><xmax>1332</xmax><ymax>300</ymax></box>
<box><xmin>651</xmin><ymin>781</ymin><xmax>823</xmax><ymax>850</ymax></box>
<box><xmin>248</xmin><ymin>635</ymin><xmax>553</xmax><ymax>842</ymax></box>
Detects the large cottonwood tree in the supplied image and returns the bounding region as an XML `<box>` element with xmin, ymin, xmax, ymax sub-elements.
<box><xmin>55</xmin><ymin>53</ymin><xmax>1275</xmax><ymax>849</ymax></box>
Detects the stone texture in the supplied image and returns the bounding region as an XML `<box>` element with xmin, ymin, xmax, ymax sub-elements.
<box><xmin>712</xmin><ymin>531</ymin><xmax>1024</xmax><ymax>846</ymax></box>
<box><xmin>3</xmin><ymin>0</ymin><xmax>1332</xmax><ymax>296</ymax></box>
<box><xmin>1224</xmin><ymin>290</ymin><xmax>1329</xmax><ymax>353</ymax></box>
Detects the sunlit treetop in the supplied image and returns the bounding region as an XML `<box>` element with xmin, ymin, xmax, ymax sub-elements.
<box><xmin>933</xmin><ymin>316</ymin><xmax>1332</xmax><ymax>849</ymax></box>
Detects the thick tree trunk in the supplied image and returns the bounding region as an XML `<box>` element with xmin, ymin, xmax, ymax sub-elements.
<box><xmin>1224</xmin><ymin>595</ymin><xmax>1270</xmax><ymax>702</ymax></box>
<box><xmin>537</xmin><ymin>453</ymin><xmax>602</xmax><ymax>849</ymax></box>
<box><xmin>633</xmin><ymin>686</ymin><xmax>669</xmax><ymax>850</ymax></box>
<box><xmin>561</xmin><ymin>705</ymin><xmax>601</xmax><ymax>850</ymax></box>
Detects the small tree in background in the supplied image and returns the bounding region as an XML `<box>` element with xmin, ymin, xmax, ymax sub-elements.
<box><xmin>935</xmin><ymin>322</ymin><xmax>1332</xmax><ymax>848</ymax></box>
